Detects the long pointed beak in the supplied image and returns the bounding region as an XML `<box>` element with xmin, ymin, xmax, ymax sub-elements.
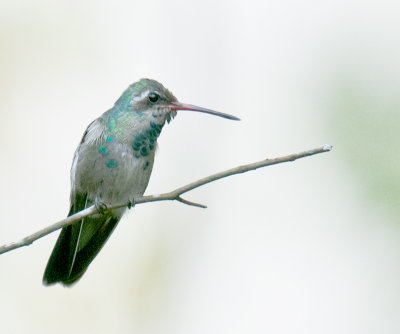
<box><xmin>169</xmin><ymin>102</ymin><xmax>240</xmax><ymax>121</ymax></box>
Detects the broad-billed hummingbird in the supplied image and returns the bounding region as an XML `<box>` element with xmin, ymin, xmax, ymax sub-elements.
<box><xmin>43</xmin><ymin>78</ymin><xmax>239</xmax><ymax>286</ymax></box>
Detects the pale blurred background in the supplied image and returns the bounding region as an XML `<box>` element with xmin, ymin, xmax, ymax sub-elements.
<box><xmin>1</xmin><ymin>0</ymin><xmax>399</xmax><ymax>333</ymax></box>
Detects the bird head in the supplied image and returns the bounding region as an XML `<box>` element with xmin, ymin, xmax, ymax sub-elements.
<box><xmin>115</xmin><ymin>78</ymin><xmax>240</xmax><ymax>126</ymax></box>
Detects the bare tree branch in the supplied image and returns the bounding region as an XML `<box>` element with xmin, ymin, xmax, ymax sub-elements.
<box><xmin>0</xmin><ymin>145</ymin><xmax>332</xmax><ymax>255</ymax></box>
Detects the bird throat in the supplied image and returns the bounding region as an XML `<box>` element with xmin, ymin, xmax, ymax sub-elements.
<box><xmin>131</xmin><ymin>121</ymin><xmax>164</xmax><ymax>158</ymax></box>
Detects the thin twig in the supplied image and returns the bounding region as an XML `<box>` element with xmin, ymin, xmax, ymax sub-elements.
<box><xmin>176</xmin><ymin>196</ymin><xmax>207</xmax><ymax>208</ymax></box>
<box><xmin>0</xmin><ymin>145</ymin><xmax>332</xmax><ymax>255</ymax></box>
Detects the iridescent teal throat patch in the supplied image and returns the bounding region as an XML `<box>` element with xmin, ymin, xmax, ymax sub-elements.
<box><xmin>132</xmin><ymin>122</ymin><xmax>163</xmax><ymax>158</ymax></box>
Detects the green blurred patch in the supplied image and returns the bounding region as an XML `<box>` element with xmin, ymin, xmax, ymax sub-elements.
<box><xmin>329</xmin><ymin>73</ymin><xmax>400</xmax><ymax>218</ymax></box>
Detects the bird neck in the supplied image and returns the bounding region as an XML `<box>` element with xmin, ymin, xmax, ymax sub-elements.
<box><xmin>103</xmin><ymin>107</ymin><xmax>165</xmax><ymax>157</ymax></box>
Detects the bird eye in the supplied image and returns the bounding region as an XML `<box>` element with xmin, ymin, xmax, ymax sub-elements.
<box><xmin>148</xmin><ymin>92</ymin><xmax>160</xmax><ymax>103</ymax></box>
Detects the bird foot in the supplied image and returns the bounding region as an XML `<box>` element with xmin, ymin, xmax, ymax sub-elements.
<box><xmin>127</xmin><ymin>198</ymin><xmax>136</xmax><ymax>210</ymax></box>
<box><xmin>95</xmin><ymin>199</ymin><xmax>109</xmax><ymax>215</ymax></box>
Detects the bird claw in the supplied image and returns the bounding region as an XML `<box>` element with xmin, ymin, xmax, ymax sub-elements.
<box><xmin>127</xmin><ymin>198</ymin><xmax>136</xmax><ymax>210</ymax></box>
<box><xmin>95</xmin><ymin>199</ymin><xmax>108</xmax><ymax>215</ymax></box>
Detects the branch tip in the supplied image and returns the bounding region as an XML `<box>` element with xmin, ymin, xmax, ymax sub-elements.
<box><xmin>176</xmin><ymin>196</ymin><xmax>207</xmax><ymax>209</ymax></box>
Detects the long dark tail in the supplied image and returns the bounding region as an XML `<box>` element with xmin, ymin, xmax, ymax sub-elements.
<box><xmin>43</xmin><ymin>194</ymin><xmax>120</xmax><ymax>286</ymax></box>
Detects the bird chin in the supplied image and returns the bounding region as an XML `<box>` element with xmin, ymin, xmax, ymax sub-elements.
<box><xmin>153</xmin><ymin>106</ymin><xmax>177</xmax><ymax>124</ymax></box>
<box><xmin>165</xmin><ymin>110</ymin><xmax>177</xmax><ymax>123</ymax></box>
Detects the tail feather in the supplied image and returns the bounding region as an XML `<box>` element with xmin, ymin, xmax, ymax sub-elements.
<box><xmin>43</xmin><ymin>194</ymin><xmax>120</xmax><ymax>286</ymax></box>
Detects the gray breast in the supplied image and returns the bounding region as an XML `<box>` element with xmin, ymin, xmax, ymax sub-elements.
<box><xmin>72</xmin><ymin>139</ymin><xmax>156</xmax><ymax>206</ymax></box>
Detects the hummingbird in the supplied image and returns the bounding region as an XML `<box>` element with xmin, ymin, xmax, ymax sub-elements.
<box><xmin>43</xmin><ymin>78</ymin><xmax>239</xmax><ymax>286</ymax></box>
